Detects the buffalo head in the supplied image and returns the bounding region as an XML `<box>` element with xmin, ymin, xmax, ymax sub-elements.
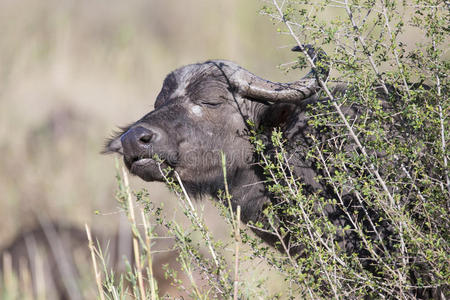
<box><xmin>104</xmin><ymin>49</ymin><xmax>323</xmax><ymax>212</ymax></box>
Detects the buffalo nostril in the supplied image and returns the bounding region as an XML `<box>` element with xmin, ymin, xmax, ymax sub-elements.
<box><xmin>139</xmin><ymin>133</ymin><xmax>153</xmax><ymax>144</ymax></box>
<box><xmin>121</xmin><ymin>126</ymin><xmax>159</xmax><ymax>150</ymax></box>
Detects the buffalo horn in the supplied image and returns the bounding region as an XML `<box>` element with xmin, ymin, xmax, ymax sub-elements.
<box><xmin>229</xmin><ymin>68</ymin><xmax>319</xmax><ymax>103</ymax></box>
<box><xmin>221</xmin><ymin>45</ymin><xmax>327</xmax><ymax>103</ymax></box>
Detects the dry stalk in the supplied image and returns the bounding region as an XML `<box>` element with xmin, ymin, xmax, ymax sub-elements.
<box><xmin>233</xmin><ymin>205</ymin><xmax>241</xmax><ymax>300</ymax></box>
<box><xmin>141</xmin><ymin>210</ymin><xmax>157</xmax><ymax>300</ymax></box>
<box><xmin>85</xmin><ymin>224</ymin><xmax>106</xmax><ymax>300</ymax></box>
<box><xmin>18</xmin><ymin>257</ymin><xmax>33</xmax><ymax>300</ymax></box>
<box><xmin>34</xmin><ymin>244</ymin><xmax>47</xmax><ymax>300</ymax></box>
<box><xmin>122</xmin><ymin>166</ymin><xmax>147</xmax><ymax>300</ymax></box>
<box><xmin>2</xmin><ymin>251</ymin><xmax>14</xmax><ymax>296</ymax></box>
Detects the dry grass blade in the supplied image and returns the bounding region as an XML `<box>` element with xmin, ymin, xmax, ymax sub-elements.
<box><xmin>122</xmin><ymin>166</ymin><xmax>147</xmax><ymax>300</ymax></box>
<box><xmin>2</xmin><ymin>252</ymin><xmax>15</xmax><ymax>297</ymax></box>
<box><xmin>141</xmin><ymin>210</ymin><xmax>157</xmax><ymax>300</ymax></box>
<box><xmin>85</xmin><ymin>224</ymin><xmax>106</xmax><ymax>300</ymax></box>
<box><xmin>233</xmin><ymin>205</ymin><xmax>241</xmax><ymax>300</ymax></box>
<box><xmin>18</xmin><ymin>257</ymin><xmax>33</xmax><ymax>300</ymax></box>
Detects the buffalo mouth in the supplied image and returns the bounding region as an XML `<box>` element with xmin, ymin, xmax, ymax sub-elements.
<box><xmin>125</xmin><ymin>156</ymin><xmax>170</xmax><ymax>181</ymax></box>
<box><xmin>103</xmin><ymin>132</ymin><xmax>174</xmax><ymax>181</ymax></box>
<box><xmin>130</xmin><ymin>158</ymin><xmax>155</xmax><ymax>171</ymax></box>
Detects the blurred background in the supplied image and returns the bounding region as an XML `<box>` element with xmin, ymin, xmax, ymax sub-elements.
<box><xmin>0</xmin><ymin>0</ymin><xmax>301</xmax><ymax>298</ymax></box>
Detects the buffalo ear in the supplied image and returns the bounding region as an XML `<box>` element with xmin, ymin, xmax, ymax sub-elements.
<box><xmin>102</xmin><ymin>136</ymin><xmax>123</xmax><ymax>154</ymax></box>
<box><xmin>259</xmin><ymin>103</ymin><xmax>297</xmax><ymax>129</ymax></box>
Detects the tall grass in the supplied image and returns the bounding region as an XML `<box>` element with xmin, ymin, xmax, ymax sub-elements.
<box><xmin>85</xmin><ymin>162</ymin><xmax>256</xmax><ymax>299</ymax></box>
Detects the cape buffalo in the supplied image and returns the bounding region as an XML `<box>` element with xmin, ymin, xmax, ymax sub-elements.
<box><xmin>103</xmin><ymin>47</ymin><xmax>389</xmax><ymax>250</ymax></box>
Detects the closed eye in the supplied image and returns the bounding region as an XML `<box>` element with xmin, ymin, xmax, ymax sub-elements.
<box><xmin>199</xmin><ymin>95</ymin><xmax>227</xmax><ymax>108</ymax></box>
<box><xmin>201</xmin><ymin>101</ymin><xmax>221</xmax><ymax>108</ymax></box>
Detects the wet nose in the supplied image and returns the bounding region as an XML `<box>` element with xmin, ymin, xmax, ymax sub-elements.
<box><xmin>120</xmin><ymin>126</ymin><xmax>158</xmax><ymax>156</ymax></box>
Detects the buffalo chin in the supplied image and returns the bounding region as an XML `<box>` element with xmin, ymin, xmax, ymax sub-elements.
<box><xmin>127</xmin><ymin>158</ymin><xmax>167</xmax><ymax>181</ymax></box>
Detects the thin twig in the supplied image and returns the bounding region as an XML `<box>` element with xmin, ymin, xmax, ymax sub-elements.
<box><xmin>380</xmin><ymin>0</ymin><xmax>411</xmax><ymax>98</ymax></box>
<box><xmin>433</xmin><ymin>36</ymin><xmax>450</xmax><ymax>195</ymax></box>
<box><xmin>272</xmin><ymin>0</ymin><xmax>397</xmax><ymax>210</ymax></box>
<box><xmin>343</xmin><ymin>0</ymin><xmax>390</xmax><ymax>95</ymax></box>
<box><xmin>438</xmin><ymin>104</ymin><xmax>449</xmax><ymax>195</ymax></box>
<box><xmin>174</xmin><ymin>171</ymin><xmax>220</xmax><ymax>267</ymax></box>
